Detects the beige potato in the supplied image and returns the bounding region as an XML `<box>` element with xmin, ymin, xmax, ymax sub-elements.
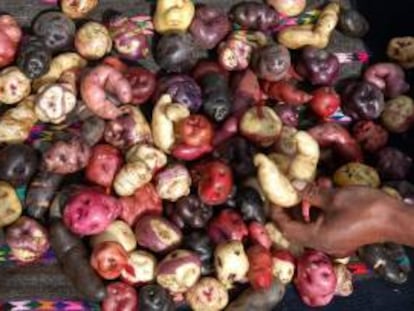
<box><xmin>126</xmin><ymin>144</ymin><xmax>167</xmax><ymax>172</ymax></box>
<box><xmin>0</xmin><ymin>181</ymin><xmax>22</xmax><ymax>228</ymax></box>
<box><xmin>0</xmin><ymin>67</ymin><xmax>31</xmax><ymax>105</ymax></box>
<box><xmin>254</xmin><ymin>153</ymin><xmax>300</xmax><ymax>207</ymax></box>
<box><xmin>0</xmin><ymin>96</ymin><xmax>37</xmax><ymax>143</ymax></box>
<box><xmin>121</xmin><ymin>250</ymin><xmax>157</xmax><ymax>284</ymax></box>
<box><xmin>61</xmin><ymin>0</ymin><xmax>98</xmax><ymax>19</ymax></box>
<box><xmin>333</xmin><ymin>162</ymin><xmax>380</xmax><ymax>188</ymax></box>
<box><xmin>90</xmin><ymin>220</ymin><xmax>136</xmax><ymax>252</ymax></box>
<box><xmin>75</xmin><ymin>21</ymin><xmax>112</xmax><ymax>60</ymax></box>
<box><xmin>33</xmin><ymin>53</ymin><xmax>87</xmax><ymax>91</ymax></box>
<box><xmin>114</xmin><ymin>160</ymin><xmax>152</xmax><ymax>196</ymax></box>
<box><xmin>265</xmin><ymin>222</ymin><xmax>304</xmax><ymax>256</ymax></box>
<box><xmin>152</xmin><ymin>94</ymin><xmax>190</xmax><ymax>153</ymax></box>
<box><xmin>278</xmin><ymin>3</ymin><xmax>340</xmax><ymax>49</ymax></box>
<box><xmin>334</xmin><ymin>264</ymin><xmax>353</xmax><ymax>297</ymax></box>
<box><xmin>289</xmin><ymin>131</ymin><xmax>319</xmax><ymax>182</ymax></box>
<box><xmin>186</xmin><ymin>277</ymin><xmax>229</xmax><ymax>311</ymax></box>
<box><xmin>214</xmin><ymin>241</ymin><xmax>249</xmax><ymax>289</ymax></box>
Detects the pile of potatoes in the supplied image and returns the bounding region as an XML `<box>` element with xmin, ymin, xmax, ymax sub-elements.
<box><xmin>0</xmin><ymin>0</ymin><xmax>413</xmax><ymax>310</ymax></box>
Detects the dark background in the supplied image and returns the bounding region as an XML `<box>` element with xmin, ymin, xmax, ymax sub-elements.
<box><xmin>0</xmin><ymin>0</ymin><xmax>413</xmax><ymax>310</ymax></box>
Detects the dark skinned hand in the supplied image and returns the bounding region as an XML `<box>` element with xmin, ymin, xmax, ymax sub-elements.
<box><xmin>271</xmin><ymin>185</ymin><xmax>404</xmax><ymax>258</ymax></box>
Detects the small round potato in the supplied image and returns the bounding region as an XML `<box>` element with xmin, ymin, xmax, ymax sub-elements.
<box><xmin>186</xmin><ymin>277</ymin><xmax>229</xmax><ymax>311</ymax></box>
<box><xmin>61</xmin><ymin>0</ymin><xmax>98</xmax><ymax>19</ymax></box>
<box><xmin>0</xmin><ymin>67</ymin><xmax>31</xmax><ymax>104</ymax></box>
<box><xmin>121</xmin><ymin>250</ymin><xmax>157</xmax><ymax>284</ymax></box>
<box><xmin>126</xmin><ymin>144</ymin><xmax>167</xmax><ymax>173</ymax></box>
<box><xmin>90</xmin><ymin>220</ymin><xmax>137</xmax><ymax>252</ymax></box>
<box><xmin>75</xmin><ymin>22</ymin><xmax>112</xmax><ymax>60</ymax></box>
<box><xmin>214</xmin><ymin>241</ymin><xmax>249</xmax><ymax>289</ymax></box>
<box><xmin>381</xmin><ymin>95</ymin><xmax>414</xmax><ymax>133</ymax></box>
<box><xmin>0</xmin><ymin>181</ymin><xmax>22</xmax><ymax>228</ymax></box>
<box><xmin>333</xmin><ymin>162</ymin><xmax>381</xmax><ymax>188</ymax></box>
<box><xmin>113</xmin><ymin>160</ymin><xmax>152</xmax><ymax>197</ymax></box>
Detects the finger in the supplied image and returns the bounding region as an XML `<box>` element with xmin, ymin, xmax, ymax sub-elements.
<box><xmin>300</xmin><ymin>184</ymin><xmax>334</xmax><ymax>210</ymax></box>
<box><xmin>270</xmin><ymin>207</ymin><xmax>314</xmax><ymax>246</ymax></box>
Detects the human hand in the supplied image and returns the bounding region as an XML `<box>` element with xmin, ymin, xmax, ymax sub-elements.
<box><xmin>271</xmin><ymin>185</ymin><xmax>403</xmax><ymax>257</ymax></box>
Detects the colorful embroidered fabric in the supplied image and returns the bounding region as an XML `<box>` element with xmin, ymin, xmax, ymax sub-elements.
<box><xmin>0</xmin><ymin>300</ymin><xmax>100</xmax><ymax>311</ymax></box>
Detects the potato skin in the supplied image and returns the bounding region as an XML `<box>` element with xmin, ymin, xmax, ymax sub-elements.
<box><xmin>0</xmin><ymin>15</ymin><xmax>22</xmax><ymax>68</ymax></box>
<box><xmin>0</xmin><ymin>181</ymin><xmax>23</xmax><ymax>228</ymax></box>
<box><xmin>333</xmin><ymin>162</ymin><xmax>380</xmax><ymax>188</ymax></box>
<box><xmin>381</xmin><ymin>95</ymin><xmax>414</xmax><ymax>133</ymax></box>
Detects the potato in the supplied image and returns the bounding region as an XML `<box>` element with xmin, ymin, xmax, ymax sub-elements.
<box><xmin>295</xmin><ymin>251</ymin><xmax>337</xmax><ymax>307</ymax></box>
<box><xmin>267</xmin><ymin>0</ymin><xmax>306</xmax><ymax>16</ymax></box>
<box><xmin>90</xmin><ymin>220</ymin><xmax>136</xmax><ymax>252</ymax></box>
<box><xmin>156</xmin><ymin>249</ymin><xmax>201</xmax><ymax>294</ymax></box>
<box><xmin>265</xmin><ymin>222</ymin><xmax>304</xmax><ymax>256</ymax></box>
<box><xmin>278</xmin><ymin>3</ymin><xmax>340</xmax><ymax>49</ymax></box>
<box><xmin>387</xmin><ymin>37</ymin><xmax>414</xmax><ymax>69</ymax></box>
<box><xmin>186</xmin><ymin>277</ymin><xmax>229</xmax><ymax>311</ymax></box>
<box><xmin>225</xmin><ymin>278</ymin><xmax>285</xmax><ymax>311</ymax></box>
<box><xmin>152</xmin><ymin>94</ymin><xmax>190</xmax><ymax>153</ymax></box>
<box><xmin>33</xmin><ymin>53</ymin><xmax>87</xmax><ymax>91</ymax></box>
<box><xmin>215</xmin><ymin>241</ymin><xmax>249</xmax><ymax>289</ymax></box>
<box><xmin>274</xmin><ymin>126</ymin><xmax>298</xmax><ymax>156</ymax></box>
<box><xmin>272</xmin><ymin>250</ymin><xmax>295</xmax><ymax>285</ymax></box>
<box><xmin>333</xmin><ymin>162</ymin><xmax>380</xmax><ymax>188</ymax></box>
<box><xmin>0</xmin><ymin>66</ymin><xmax>31</xmax><ymax>104</ymax></box>
<box><xmin>49</xmin><ymin>221</ymin><xmax>106</xmax><ymax>301</ymax></box>
<box><xmin>61</xmin><ymin>0</ymin><xmax>98</xmax><ymax>19</ymax></box>
<box><xmin>102</xmin><ymin>282</ymin><xmax>137</xmax><ymax>311</ymax></box>
<box><xmin>334</xmin><ymin>264</ymin><xmax>353</xmax><ymax>297</ymax></box>
<box><xmin>35</xmin><ymin>83</ymin><xmax>77</xmax><ymax>124</ymax></box>
<box><xmin>240</xmin><ymin>106</ymin><xmax>282</xmax><ymax>147</ymax></box>
<box><xmin>254</xmin><ymin>153</ymin><xmax>300</xmax><ymax>207</ymax></box>
<box><xmin>0</xmin><ymin>15</ymin><xmax>22</xmax><ymax>68</ymax></box>
<box><xmin>113</xmin><ymin>160</ymin><xmax>152</xmax><ymax>197</ymax></box>
<box><xmin>121</xmin><ymin>250</ymin><xmax>157</xmax><ymax>284</ymax></box>
<box><xmin>153</xmin><ymin>0</ymin><xmax>195</xmax><ymax>33</ymax></box>
<box><xmin>0</xmin><ymin>95</ymin><xmax>38</xmax><ymax>143</ymax></box>
<box><xmin>134</xmin><ymin>215</ymin><xmax>182</xmax><ymax>253</ymax></box>
<box><xmin>139</xmin><ymin>284</ymin><xmax>175</xmax><ymax>311</ymax></box>
<box><xmin>126</xmin><ymin>144</ymin><xmax>167</xmax><ymax>172</ymax></box>
<box><xmin>5</xmin><ymin>216</ymin><xmax>49</xmax><ymax>263</ymax></box>
<box><xmin>0</xmin><ymin>181</ymin><xmax>22</xmax><ymax>228</ymax></box>
<box><xmin>155</xmin><ymin>164</ymin><xmax>192</xmax><ymax>202</ymax></box>
<box><xmin>381</xmin><ymin>95</ymin><xmax>414</xmax><ymax>133</ymax></box>
<box><xmin>376</xmin><ymin>147</ymin><xmax>412</xmax><ymax>180</ymax></box>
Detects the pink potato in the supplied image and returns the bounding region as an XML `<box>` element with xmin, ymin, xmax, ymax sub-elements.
<box><xmin>295</xmin><ymin>250</ymin><xmax>337</xmax><ymax>307</ymax></box>
<box><xmin>0</xmin><ymin>15</ymin><xmax>22</xmax><ymax>68</ymax></box>
<box><xmin>85</xmin><ymin>144</ymin><xmax>123</xmax><ymax>188</ymax></box>
<box><xmin>102</xmin><ymin>282</ymin><xmax>138</xmax><ymax>311</ymax></box>
<box><xmin>63</xmin><ymin>189</ymin><xmax>121</xmax><ymax>235</ymax></box>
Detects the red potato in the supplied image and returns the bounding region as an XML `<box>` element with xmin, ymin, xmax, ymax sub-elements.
<box><xmin>156</xmin><ymin>250</ymin><xmax>202</xmax><ymax>294</ymax></box>
<box><xmin>0</xmin><ymin>15</ymin><xmax>22</xmax><ymax>68</ymax></box>
<box><xmin>310</xmin><ymin>87</ymin><xmax>341</xmax><ymax>118</ymax></box>
<box><xmin>364</xmin><ymin>63</ymin><xmax>409</xmax><ymax>98</ymax></box>
<box><xmin>295</xmin><ymin>250</ymin><xmax>337</xmax><ymax>307</ymax></box>
<box><xmin>172</xmin><ymin>144</ymin><xmax>213</xmax><ymax>161</ymax></box>
<box><xmin>212</xmin><ymin>116</ymin><xmax>238</xmax><ymax>147</ymax></box>
<box><xmin>231</xmin><ymin>69</ymin><xmax>262</xmax><ymax>116</ymax></box>
<box><xmin>179</xmin><ymin>114</ymin><xmax>214</xmax><ymax>147</ymax></box>
<box><xmin>63</xmin><ymin>189</ymin><xmax>121</xmax><ymax>236</ymax></box>
<box><xmin>86</xmin><ymin>144</ymin><xmax>123</xmax><ymax>188</ymax></box>
<box><xmin>262</xmin><ymin>80</ymin><xmax>312</xmax><ymax>106</ymax></box>
<box><xmin>124</xmin><ymin>67</ymin><xmax>156</xmax><ymax>105</ymax></box>
<box><xmin>208</xmin><ymin>209</ymin><xmax>248</xmax><ymax>244</ymax></box>
<box><xmin>308</xmin><ymin>123</ymin><xmax>363</xmax><ymax>162</ymax></box>
<box><xmin>90</xmin><ymin>241</ymin><xmax>128</xmax><ymax>280</ymax></box>
<box><xmin>119</xmin><ymin>183</ymin><xmax>163</xmax><ymax>226</ymax></box>
<box><xmin>81</xmin><ymin>65</ymin><xmax>132</xmax><ymax>120</ymax></box>
<box><xmin>247</xmin><ymin>245</ymin><xmax>273</xmax><ymax>290</ymax></box>
<box><xmin>134</xmin><ymin>215</ymin><xmax>182</xmax><ymax>253</ymax></box>
<box><xmin>102</xmin><ymin>282</ymin><xmax>138</xmax><ymax>311</ymax></box>
<box><xmin>6</xmin><ymin>216</ymin><xmax>49</xmax><ymax>263</ymax></box>
<box><xmin>248</xmin><ymin>222</ymin><xmax>272</xmax><ymax>250</ymax></box>
<box><xmin>197</xmin><ymin>161</ymin><xmax>233</xmax><ymax>206</ymax></box>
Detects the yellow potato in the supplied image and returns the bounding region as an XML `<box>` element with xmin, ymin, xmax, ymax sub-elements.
<box><xmin>90</xmin><ymin>220</ymin><xmax>137</xmax><ymax>252</ymax></box>
<box><xmin>265</xmin><ymin>222</ymin><xmax>304</xmax><ymax>256</ymax></box>
<box><xmin>333</xmin><ymin>162</ymin><xmax>380</xmax><ymax>188</ymax></box>
<box><xmin>0</xmin><ymin>96</ymin><xmax>37</xmax><ymax>143</ymax></box>
<box><xmin>0</xmin><ymin>181</ymin><xmax>22</xmax><ymax>228</ymax></box>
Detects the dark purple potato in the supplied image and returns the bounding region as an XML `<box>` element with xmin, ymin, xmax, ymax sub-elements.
<box><xmin>200</xmin><ymin>73</ymin><xmax>231</xmax><ymax>122</ymax></box>
<box><xmin>236</xmin><ymin>186</ymin><xmax>266</xmax><ymax>224</ymax></box>
<box><xmin>190</xmin><ymin>5</ymin><xmax>231</xmax><ymax>49</ymax></box>
<box><xmin>167</xmin><ymin>195</ymin><xmax>213</xmax><ymax>229</ymax></box>
<box><xmin>155</xmin><ymin>33</ymin><xmax>201</xmax><ymax>73</ymax></box>
<box><xmin>338</xmin><ymin>8</ymin><xmax>369</xmax><ymax>38</ymax></box>
<box><xmin>296</xmin><ymin>47</ymin><xmax>340</xmax><ymax>86</ymax></box>
<box><xmin>377</xmin><ymin>147</ymin><xmax>412</xmax><ymax>180</ymax></box>
<box><xmin>32</xmin><ymin>12</ymin><xmax>75</xmax><ymax>53</ymax></box>
<box><xmin>17</xmin><ymin>36</ymin><xmax>51</xmax><ymax>79</ymax></box>
<box><xmin>213</xmin><ymin>136</ymin><xmax>257</xmax><ymax>178</ymax></box>
<box><xmin>252</xmin><ymin>44</ymin><xmax>291</xmax><ymax>82</ymax></box>
<box><xmin>0</xmin><ymin>144</ymin><xmax>39</xmax><ymax>187</ymax></box>
<box><xmin>230</xmin><ymin>2</ymin><xmax>280</xmax><ymax>31</ymax></box>
<box><xmin>155</xmin><ymin>75</ymin><xmax>202</xmax><ymax>112</ymax></box>
<box><xmin>342</xmin><ymin>81</ymin><xmax>385</xmax><ymax>120</ymax></box>
<box><xmin>81</xmin><ymin>116</ymin><xmax>106</xmax><ymax>147</ymax></box>
<box><xmin>139</xmin><ymin>284</ymin><xmax>175</xmax><ymax>311</ymax></box>
<box><xmin>183</xmin><ymin>231</ymin><xmax>214</xmax><ymax>275</ymax></box>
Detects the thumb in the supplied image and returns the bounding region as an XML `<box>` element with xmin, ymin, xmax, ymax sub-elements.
<box><xmin>270</xmin><ymin>207</ymin><xmax>317</xmax><ymax>246</ymax></box>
